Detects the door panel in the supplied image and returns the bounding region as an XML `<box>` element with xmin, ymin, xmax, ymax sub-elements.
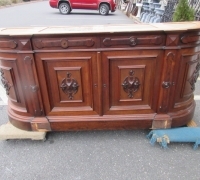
<box><xmin>102</xmin><ymin>50</ymin><xmax>163</xmax><ymax>115</ymax></box>
<box><xmin>118</xmin><ymin>64</ymin><xmax>145</xmax><ymax>102</ymax></box>
<box><xmin>35</xmin><ymin>52</ymin><xmax>99</xmax><ymax>116</ymax></box>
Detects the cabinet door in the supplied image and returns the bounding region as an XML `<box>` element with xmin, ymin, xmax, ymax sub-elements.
<box><xmin>102</xmin><ymin>50</ymin><xmax>163</xmax><ymax>115</ymax></box>
<box><xmin>35</xmin><ymin>52</ymin><xmax>100</xmax><ymax>116</ymax></box>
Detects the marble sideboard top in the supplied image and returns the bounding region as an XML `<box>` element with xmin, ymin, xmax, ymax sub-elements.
<box><xmin>0</xmin><ymin>22</ymin><xmax>200</xmax><ymax>36</ymax></box>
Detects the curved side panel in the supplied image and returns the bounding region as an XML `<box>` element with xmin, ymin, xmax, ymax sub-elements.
<box><xmin>8</xmin><ymin>106</ymin><xmax>33</xmax><ymax>131</ymax></box>
<box><xmin>170</xmin><ymin>100</ymin><xmax>196</xmax><ymax>127</ymax></box>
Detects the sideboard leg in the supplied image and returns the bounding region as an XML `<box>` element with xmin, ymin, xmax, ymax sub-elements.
<box><xmin>31</xmin><ymin>117</ymin><xmax>51</xmax><ymax>132</ymax></box>
<box><xmin>152</xmin><ymin>114</ymin><xmax>172</xmax><ymax>129</ymax></box>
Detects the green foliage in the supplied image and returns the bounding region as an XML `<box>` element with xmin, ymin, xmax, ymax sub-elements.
<box><xmin>173</xmin><ymin>0</ymin><xmax>195</xmax><ymax>22</ymax></box>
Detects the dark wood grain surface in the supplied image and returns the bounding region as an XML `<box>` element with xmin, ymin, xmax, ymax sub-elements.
<box><xmin>0</xmin><ymin>24</ymin><xmax>200</xmax><ymax>131</ymax></box>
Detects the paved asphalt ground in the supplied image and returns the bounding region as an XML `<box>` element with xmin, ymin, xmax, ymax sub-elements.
<box><xmin>0</xmin><ymin>1</ymin><xmax>200</xmax><ymax>180</ymax></box>
<box><xmin>0</xmin><ymin>1</ymin><xmax>134</xmax><ymax>27</ymax></box>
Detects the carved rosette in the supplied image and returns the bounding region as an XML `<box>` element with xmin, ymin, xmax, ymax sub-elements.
<box><xmin>189</xmin><ymin>62</ymin><xmax>200</xmax><ymax>91</ymax></box>
<box><xmin>60</xmin><ymin>72</ymin><xmax>79</xmax><ymax>100</ymax></box>
<box><xmin>0</xmin><ymin>68</ymin><xmax>12</xmax><ymax>95</ymax></box>
<box><xmin>122</xmin><ymin>70</ymin><xmax>140</xmax><ymax>98</ymax></box>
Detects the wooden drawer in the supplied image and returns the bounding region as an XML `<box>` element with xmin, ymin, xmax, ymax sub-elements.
<box><xmin>0</xmin><ymin>37</ymin><xmax>18</xmax><ymax>51</ymax></box>
<box><xmin>0</xmin><ymin>37</ymin><xmax>33</xmax><ymax>51</ymax></box>
<box><xmin>32</xmin><ymin>36</ymin><xmax>98</xmax><ymax>50</ymax></box>
<box><xmin>100</xmin><ymin>34</ymin><xmax>165</xmax><ymax>48</ymax></box>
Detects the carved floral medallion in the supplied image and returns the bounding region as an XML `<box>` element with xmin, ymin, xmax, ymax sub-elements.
<box><xmin>122</xmin><ymin>70</ymin><xmax>140</xmax><ymax>98</ymax></box>
<box><xmin>0</xmin><ymin>68</ymin><xmax>12</xmax><ymax>95</ymax></box>
<box><xmin>189</xmin><ymin>62</ymin><xmax>200</xmax><ymax>91</ymax></box>
<box><xmin>60</xmin><ymin>72</ymin><xmax>79</xmax><ymax>100</ymax></box>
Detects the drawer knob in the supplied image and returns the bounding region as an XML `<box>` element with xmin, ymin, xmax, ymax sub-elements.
<box><xmin>162</xmin><ymin>81</ymin><xmax>175</xmax><ymax>88</ymax></box>
<box><xmin>129</xmin><ymin>37</ymin><xmax>137</xmax><ymax>46</ymax></box>
<box><xmin>30</xmin><ymin>85</ymin><xmax>39</xmax><ymax>92</ymax></box>
<box><xmin>61</xmin><ymin>39</ymin><xmax>69</xmax><ymax>48</ymax></box>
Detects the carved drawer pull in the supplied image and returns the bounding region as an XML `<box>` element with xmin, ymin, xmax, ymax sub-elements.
<box><xmin>34</xmin><ymin>39</ymin><xmax>95</xmax><ymax>49</ymax></box>
<box><xmin>103</xmin><ymin>36</ymin><xmax>163</xmax><ymax>47</ymax></box>
<box><xmin>0</xmin><ymin>40</ymin><xmax>17</xmax><ymax>49</ymax></box>
<box><xmin>162</xmin><ymin>81</ymin><xmax>175</xmax><ymax>89</ymax></box>
<box><xmin>103</xmin><ymin>37</ymin><xmax>137</xmax><ymax>47</ymax></box>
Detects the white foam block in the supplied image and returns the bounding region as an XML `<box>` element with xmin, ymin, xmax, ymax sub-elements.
<box><xmin>0</xmin><ymin>122</ymin><xmax>46</xmax><ymax>141</ymax></box>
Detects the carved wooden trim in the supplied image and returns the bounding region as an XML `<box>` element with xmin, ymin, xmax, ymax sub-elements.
<box><xmin>24</xmin><ymin>56</ymin><xmax>32</xmax><ymax>64</ymax></box>
<box><xmin>166</xmin><ymin>35</ymin><xmax>179</xmax><ymax>46</ymax></box>
<box><xmin>97</xmin><ymin>52</ymin><xmax>103</xmax><ymax>116</ymax></box>
<box><xmin>103</xmin><ymin>36</ymin><xmax>163</xmax><ymax>47</ymax></box>
<box><xmin>162</xmin><ymin>52</ymin><xmax>175</xmax><ymax>89</ymax></box>
<box><xmin>122</xmin><ymin>70</ymin><xmax>140</xmax><ymax>98</ymax></box>
<box><xmin>0</xmin><ymin>40</ymin><xmax>17</xmax><ymax>49</ymax></box>
<box><xmin>18</xmin><ymin>39</ymin><xmax>32</xmax><ymax>51</ymax></box>
<box><xmin>34</xmin><ymin>39</ymin><xmax>95</xmax><ymax>49</ymax></box>
<box><xmin>24</xmin><ymin>56</ymin><xmax>43</xmax><ymax>116</ymax></box>
<box><xmin>60</xmin><ymin>72</ymin><xmax>79</xmax><ymax>100</ymax></box>
<box><xmin>103</xmin><ymin>37</ymin><xmax>137</xmax><ymax>47</ymax></box>
<box><xmin>41</xmin><ymin>57</ymin><xmax>90</xmax><ymax>61</ymax></box>
<box><xmin>189</xmin><ymin>62</ymin><xmax>200</xmax><ymax>91</ymax></box>
<box><xmin>0</xmin><ymin>58</ymin><xmax>21</xmax><ymax>103</ymax></box>
<box><xmin>179</xmin><ymin>54</ymin><xmax>199</xmax><ymax>99</ymax></box>
<box><xmin>181</xmin><ymin>34</ymin><xmax>200</xmax><ymax>44</ymax></box>
<box><xmin>0</xmin><ymin>68</ymin><xmax>12</xmax><ymax>95</ymax></box>
<box><xmin>159</xmin><ymin>52</ymin><xmax>176</xmax><ymax>113</ymax></box>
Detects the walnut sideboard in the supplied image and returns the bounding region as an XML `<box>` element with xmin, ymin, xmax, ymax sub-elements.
<box><xmin>0</xmin><ymin>22</ymin><xmax>200</xmax><ymax>131</ymax></box>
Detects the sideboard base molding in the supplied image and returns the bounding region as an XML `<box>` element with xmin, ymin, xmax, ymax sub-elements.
<box><xmin>7</xmin><ymin>100</ymin><xmax>195</xmax><ymax>131</ymax></box>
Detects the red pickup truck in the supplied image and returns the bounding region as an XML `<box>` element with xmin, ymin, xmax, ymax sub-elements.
<box><xmin>49</xmin><ymin>0</ymin><xmax>116</xmax><ymax>15</ymax></box>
